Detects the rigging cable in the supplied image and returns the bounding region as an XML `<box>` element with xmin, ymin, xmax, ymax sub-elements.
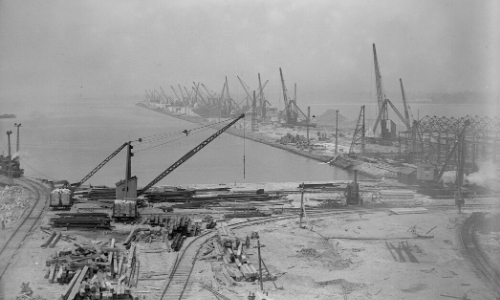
<box><xmin>243</xmin><ymin>115</ymin><xmax>246</xmax><ymax>179</ymax></box>
<box><xmin>0</xmin><ymin>135</ymin><xmax>57</xmax><ymax>180</ymax></box>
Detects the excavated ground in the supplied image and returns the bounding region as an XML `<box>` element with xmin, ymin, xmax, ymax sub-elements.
<box><xmin>209</xmin><ymin>207</ymin><xmax>500</xmax><ymax>300</ymax></box>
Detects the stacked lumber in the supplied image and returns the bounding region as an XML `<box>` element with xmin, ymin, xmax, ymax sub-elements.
<box><xmin>50</xmin><ymin>213</ymin><xmax>111</xmax><ymax>229</ymax></box>
<box><xmin>45</xmin><ymin>239</ymin><xmax>138</xmax><ymax>300</ymax></box>
<box><xmin>389</xmin><ymin>207</ymin><xmax>428</xmax><ymax>215</ymax></box>
<box><xmin>122</xmin><ymin>217</ymin><xmax>201</xmax><ymax>252</ymax></box>
<box><xmin>87</xmin><ymin>188</ymin><xmax>116</xmax><ymax>200</ymax></box>
<box><xmin>224</xmin><ymin>211</ymin><xmax>272</xmax><ymax>219</ymax></box>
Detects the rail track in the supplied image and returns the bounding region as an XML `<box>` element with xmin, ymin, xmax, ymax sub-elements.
<box><xmin>0</xmin><ymin>177</ymin><xmax>49</xmax><ymax>284</ymax></box>
<box><xmin>460</xmin><ymin>212</ymin><xmax>500</xmax><ymax>296</ymax></box>
<box><xmin>159</xmin><ymin>208</ymin><xmax>383</xmax><ymax>300</ymax></box>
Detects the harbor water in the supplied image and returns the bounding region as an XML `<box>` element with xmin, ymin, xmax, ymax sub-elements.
<box><xmin>0</xmin><ymin>98</ymin><xmax>354</xmax><ymax>186</ymax></box>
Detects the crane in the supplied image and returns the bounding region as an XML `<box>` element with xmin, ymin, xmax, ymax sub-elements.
<box><xmin>159</xmin><ymin>86</ymin><xmax>170</xmax><ymax>105</ymax></box>
<box><xmin>50</xmin><ymin>142</ymin><xmax>130</xmax><ymax>208</ymax></box>
<box><xmin>279</xmin><ymin>67</ymin><xmax>295</xmax><ymax>124</ymax></box>
<box><xmin>372</xmin><ymin>99</ymin><xmax>410</xmax><ymax>134</ymax></box>
<box><xmin>436</xmin><ymin>120</ymin><xmax>470</xmax><ymax>182</ymax></box>
<box><xmin>372</xmin><ymin>43</ymin><xmax>389</xmax><ymax>133</ymax></box>
<box><xmin>137</xmin><ymin>114</ymin><xmax>245</xmax><ymax>196</ymax></box>
<box><xmin>399</xmin><ymin>78</ymin><xmax>412</xmax><ymax>129</ymax></box>
<box><xmin>171</xmin><ymin>86</ymin><xmax>182</xmax><ymax>103</ymax></box>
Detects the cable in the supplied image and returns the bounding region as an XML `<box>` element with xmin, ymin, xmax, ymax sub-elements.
<box><xmin>134</xmin><ymin>117</ymin><xmax>239</xmax><ymax>154</ymax></box>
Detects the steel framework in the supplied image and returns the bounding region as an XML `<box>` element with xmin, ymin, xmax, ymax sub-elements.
<box><xmin>399</xmin><ymin>115</ymin><xmax>500</xmax><ymax>165</ymax></box>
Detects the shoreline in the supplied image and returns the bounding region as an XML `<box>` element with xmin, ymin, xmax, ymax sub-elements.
<box><xmin>136</xmin><ymin>103</ymin><xmax>396</xmax><ymax>180</ymax></box>
<box><xmin>137</xmin><ymin>103</ymin><xmax>337</xmax><ymax>165</ymax></box>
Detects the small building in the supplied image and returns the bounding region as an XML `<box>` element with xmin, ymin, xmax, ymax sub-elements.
<box><xmin>417</xmin><ymin>164</ymin><xmax>436</xmax><ymax>182</ymax></box>
<box><xmin>115</xmin><ymin>176</ymin><xmax>138</xmax><ymax>199</ymax></box>
<box><xmin>397</xmin><ymin>167</ymin><xmax>417</xmax><ymax>185</ymax></box>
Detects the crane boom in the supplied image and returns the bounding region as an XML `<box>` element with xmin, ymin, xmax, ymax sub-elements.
<box><xmin>159</xmin><ymin>86</ymin><xmax>170</xmax><ymax>104</ymax></box>
<box><xmin>72</xmin><ymin>142</ymin><xmax>128</xmax><ymax>190</ymax></box>
<box><xmin>279</xmin><ymin>68</ymin><xmax>291</xmax><ymax>122</ymax></box>
<box><xmin>138</xmin><ymin>114</ymin><xmax>245</xmax><ymax>196</ymax></box>
<box><xmin>386</xmin><ymin>99</ymin><xmax>411</xmax><ymax>131</ymax></box>
<box><xmin>171</xmin><ymin>86</ymin><xmax>181</xmax><ymax>102</ymax></box>
<box><xmin>399</xmin><ymin>78</ymin><xmax>411</xmax><ymax>126</ymax></box>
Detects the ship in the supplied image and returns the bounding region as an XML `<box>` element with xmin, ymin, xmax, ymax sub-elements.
<box><xmin>0</xmin><ymin>114</ymin><xmax>16</xmax><ymax>118</ymax></box>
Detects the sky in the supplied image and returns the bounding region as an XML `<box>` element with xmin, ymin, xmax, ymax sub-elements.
<box><xmin>0</xmin><ymin>0</ymin><xmax>498</xmax><ymax>106</ymax></box>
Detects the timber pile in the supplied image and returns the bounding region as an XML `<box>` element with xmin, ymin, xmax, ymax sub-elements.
<box><xmin>201</xmin><ymin>231</ymin><xmax>275</xmax><ymax>285</ymax></box>
<box><xmin>124</xmin><ymin>215</ymin><xmax>201</xmax><ymax>251</ymax></box>
<box><xmin>50</xmin><ymin>213</ymin><xmax>112</xmax><ymax>229</ymax></box>
<box><xmin>86</xmin><ymin>188</ymin><xmax>116</xmax><ymax>200</ymax></box>
<box><xmin>45</xmin><ymin>239</ymin><xmax>138</xmax><ymax>300</ymax></box>
<box><xmin>224</xmin><ymin>210</ymin><xmax>272</xmax><ymax>219</ymax></box>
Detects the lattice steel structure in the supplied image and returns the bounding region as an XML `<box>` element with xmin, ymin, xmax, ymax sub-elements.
<box><xmin>400</xmin><ymin>115</ymin><xmax>500</xmax><ymax>166</ymax></box>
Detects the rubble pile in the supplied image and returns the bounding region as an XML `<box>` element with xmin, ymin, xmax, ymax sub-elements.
<box><xmin>44</xmin><ymin>238</ymin><xmax>138</xmax><ymax>300</ymax></box>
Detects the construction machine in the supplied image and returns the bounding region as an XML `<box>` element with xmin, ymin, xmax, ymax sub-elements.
<box><xmin>49</xmin><ymin>142</ymin><xmax>129</xmax><ymax>209</ymax></box>
<box><xmin>279</xmin><ymin>68</ymin><xmax>316</xmax><ymax>128</ymax></box>
<box><xmin>112</xmin><ymin>114</ymin><xmax>246</xmax><ymax>220</ymax></box>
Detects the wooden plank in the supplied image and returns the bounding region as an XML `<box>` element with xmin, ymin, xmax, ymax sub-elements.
<box><xmin>62</xmin><ymin>268</ymin><xmax>81</xmax><ymax>300</ymax></box>
<box><xmin>67</xmin><ymin>266</ymin><xmax>88</xmax><ymax>300</ymax></box>
<box><xmin>48</xmin><ymin>265</ymin><xmax>56</xmax><ymax>283</ymax></box>
<box><xmin>48</xmin><ymin>232</ymin><xmax>62</xmax><ymax>248</ymax></box>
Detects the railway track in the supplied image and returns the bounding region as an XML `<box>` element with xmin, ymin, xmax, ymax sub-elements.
<box><xmin>0</xmin><ymin>178</ymin><xmax>49</xmax><ymax>284</ymax></box>
<box><xmin>159</xmin><ymin>208</ymin><xmax>379</xmax><ymax>300</ymax></box>
<box><xmin>460</xmin><ymin>212</ymin><xmax>500</xmax><ymax>296</ymax></box>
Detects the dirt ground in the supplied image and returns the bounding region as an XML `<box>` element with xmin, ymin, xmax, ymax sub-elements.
<box><xmin>214</xmin><ymin>207</ymin><xmax>500</xmax><ymax>300</ymax></box>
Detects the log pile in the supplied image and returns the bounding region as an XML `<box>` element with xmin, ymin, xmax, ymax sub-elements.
<box><xmin>50</xmin><ymin>213</ymin><xmax>112</xmax><ymax>229</ymax></box>
<box><xmin>44</xmin><ymin>239</ymin><xmax>138</xmax><ymax>300</ymax></box>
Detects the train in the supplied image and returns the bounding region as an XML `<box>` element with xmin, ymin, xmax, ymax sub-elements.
<box><xmin>0</xmin><ymin>155</ymin><xmax>24</xmax><ymax>178</ymax></box>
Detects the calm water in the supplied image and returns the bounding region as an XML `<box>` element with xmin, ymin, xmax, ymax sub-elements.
<box><xmin>0</xmin><ymin>98</ymin><xmax>353</xmax><ymax>187</ymax></box>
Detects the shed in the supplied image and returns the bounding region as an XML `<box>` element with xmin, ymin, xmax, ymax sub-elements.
<box><xmin>397</xmin><ymin>167</ymin><xmax>417</xmax><ymax>185</ymax></box>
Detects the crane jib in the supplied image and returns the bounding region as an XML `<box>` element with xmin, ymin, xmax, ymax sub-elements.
<box><xmin>138</xmin><ymin>114</ymin><xmax>244</xmax><ymax>195</ymax></box>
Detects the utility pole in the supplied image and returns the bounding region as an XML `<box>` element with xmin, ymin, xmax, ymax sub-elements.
<box><xmin>6</xmin><ymin>131</ymin><xmax>12</xmax><ymax>159</ymax></box>
<box><xmin>307</xmin><ymin>107</ymin><xmax>310</xmax><ymax>146</ymax></box>
<box><xmin>14</xmin><ymin>123</ymin><xmax>21</xmax><ymax>153</ymax></box>
<box><xmin>300</xmin><ymin>183</ymin><xmax>304</xmax><ymax>228</ymax></box>
<box><xmin>257</xmin><ymin>240</ymin><xmax>264</xmax><ymax>292</ymax></box>
<box><xmin>335</xmin><ymin>110</ymin><xmax>339</xmax><ymax>155</ymax></box>
<box><xmin>7</xmin><ymin>131</ymin><xmax>12</xmax><ymax>184</ymax></box>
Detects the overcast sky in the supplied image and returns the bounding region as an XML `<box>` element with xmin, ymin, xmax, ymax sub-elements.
<box><xmin>0</xmin><ymin>0</ymin><xmax>498</xmax><ymax>105</ymax></box>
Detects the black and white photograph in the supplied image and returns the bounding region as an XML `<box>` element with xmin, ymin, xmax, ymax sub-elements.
<box><xmin>0</xmin><ymin>1</ymin><xmax>499</xmax><ymax>299</ymax></box>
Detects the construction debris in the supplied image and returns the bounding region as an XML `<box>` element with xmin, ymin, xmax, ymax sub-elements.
<box><xmin>43</xmin><ymin>239</ymin><xmax>138</xmax><ymax>300</ymax></box>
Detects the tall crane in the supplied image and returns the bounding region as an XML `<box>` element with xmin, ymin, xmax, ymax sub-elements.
<box><xmin>279</xmin><ymin>67</ymin><xmax>295</xmax><ymax>124</ymax></box>
<box><xmin>372</xmin><ymin>43</ymin><xmax>388</xmax><ymax>133</ymax></box>
<box><xmin>399</xmin><ymin>78</ymin><xmax>412</xmax><ymax>129</ymax></box>
<box><xmin>137</xmin><ymin>114</ymin><xmax>245</xmax><ymax>196</ymax></box>
<box><xmin>171</xmin><ymin>86</ymin><xmax>182</xmax><ymax>103</ymax></box>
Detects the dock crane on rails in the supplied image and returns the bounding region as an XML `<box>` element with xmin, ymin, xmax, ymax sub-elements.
<box><xmin>49</xmin><ymin>142</ymin><xmax>131</xmax><ymax>209</ymax></box>
<box><xmin>279</xmin><ymin>68</ymin><xmax>316</xmax><ymax>128</ymax></box>
<box><xmin>136</xmin><ymin>114</ymin><xmax>245</xmax><ymax>197</ymax></box>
